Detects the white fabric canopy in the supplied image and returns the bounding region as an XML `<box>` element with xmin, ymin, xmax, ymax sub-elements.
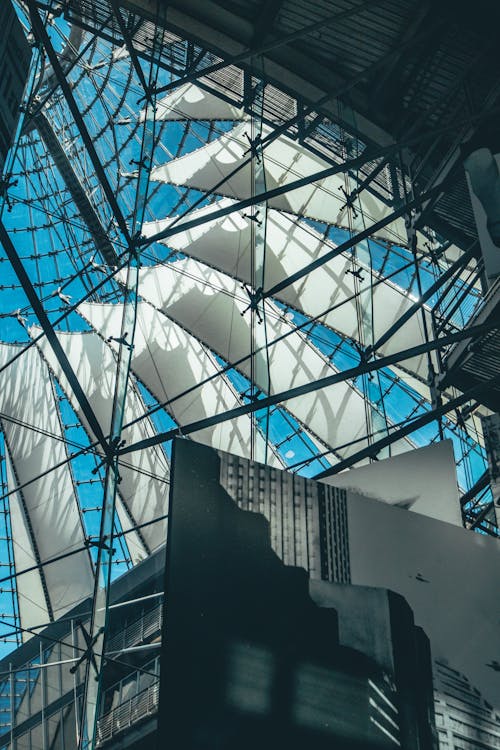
<box><xmin>30</xmin><ymin>327</ymin><xmax>169</xmax><ymax>561</ymax></box>
<box><xmin>0</xmin><ymin>343</ymin><xmax>93</xmax><ymax>634</ymax></box>
<box><xmin>127</xmin><ymin>260</ymin><xmax>415</xmax><ymax>459</ymax></box>
<box><xmin>149</xmin><ymin>84</ymin><xmax>478</xmax><ymax>285</ymax></box>
<box><xmin>143</xmin><ymin>200</ymin><xmax>435</xmax><ymax>391</ymax></box>
<box><xmin>142</xmin><ymin>82</ymin><xmax>244</xmax><ymax>121</ymax></box>
<box><xmin>151</xmin><ymin>121</ymin><xmax>408</xmax><ymax>245</ymax></box>
<box><xmin>77</xmin><ymin>301</ymin><xmax>278</xmax><ymax>463</ymax></box>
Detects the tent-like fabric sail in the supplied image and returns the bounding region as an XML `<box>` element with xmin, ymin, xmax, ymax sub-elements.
<box><xmin>142</xmin><ymin>82</ymin><xmax>244</xmax><ymax>122</ymax></box>
<box><xmin>4</xmin><ymin>449</ymin><xmax>52</xmax><ymax>637</ymax></box>
<box><xmin>30</xmin><ymin>328</ymin><xmax>169</xmax><ymax>560</ymax></box>
<box><xmin>150</xmin><ymin>121</ymin><xmax>408</xmax><ymax>245</ymax></box>
<box><xmin>143</xmin><ymin>200</ymin><xmax>435</xmax><ymax>390</ymax></box>
<box><xmin>128</xmin><ymin>261</ymin><xmax>416</xmax><ymax>459</ymax></box>
<box><xmin>0</xmin><ymin>343</ymin><xmax>93</xmax><ymax>635</ymax></box>
<box><xmin>147</xmin><ymin>84</ymin><xmax>479</xmax><ymax>288</ymax></box>
<box><xmin>77</xmin><ymin>300</ymin><xmax>280</xmax><ymax>463</ymax></box>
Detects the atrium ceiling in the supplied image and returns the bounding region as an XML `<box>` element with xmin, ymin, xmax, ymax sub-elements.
<box><xmin>0</xmin><ymin>0</ymin><xmax>498</xmax><ymax>652</ymax></box>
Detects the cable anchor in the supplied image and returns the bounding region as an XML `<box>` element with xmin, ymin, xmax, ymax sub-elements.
<box><xmin>243</xmin><ymin>132</ymin><xmax>262</xmax><ymax>163</ymax></box>
<box><xmin>240</xmin><ymin>283</ymin><xmax>264</xmax><ymax>323</ymax></box>
<box><xmin>337</xmin><ymin>185</ymin><xmax>359</xmax><ymax>218</ymax></box>
<box><xmin>70</xmin><ymin>622</ymin><xmax>105</xmax><ymax>679</ymax></box>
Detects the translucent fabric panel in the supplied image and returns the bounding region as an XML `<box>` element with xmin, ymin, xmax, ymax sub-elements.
<box><xmin>77</xmin><ymin>301</ymin><xmax>269</xmax><ymax>462</ymax></box>
<box><xmin>143</xmin><ymin>201</ymin><xmax>435</xmax><ymax>389</ymax></box>
<box><xmin>30</xmin><ymin>329</ymin><xmax>169</xmax><ymax>560</ymax></box>
<box><xmin>151</xmin><ymin>122</ymin><xmax>408</xmax><ymax>245</ymax></box>
<box><xmin>142</xmin><ymin>82</ymin><xmax>244</xmax><ymax>121</ymax></box>
<box><xmin>131</xmin><ymin>261</ymin><xmax>415</xmax><ymax>459</ymax></box>
<box><xmin>0</xmin><ymin>343</ymin><xmax>93</xmax><ymax>634</ymax></box>
<box><xmin>5</xmin><ymin>451</ymin><xmax>49</xmax><ymax>634</ymax></box>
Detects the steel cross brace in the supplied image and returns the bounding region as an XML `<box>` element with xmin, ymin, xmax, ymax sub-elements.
<box><xmin>152</xmin><ymin>0</ymin><xmax>378</xmax><ymax>96</ymax></box>
<box><xmin>108</xmin><ymin>0</ymin><xmax>155</xmax><ymax>102</ymax></box>
<box><xmin>139</xmin><ymin>147</ymin><xmax>459</xmax><ymax>301</ymax></box>
<box><xmin>365</xmin><ymin>245</ymin><xmax>476</xmax><ymax>358</ymax></box>
<box><xmin>314</xmin><ymin>371</ymin><xmax>500</xmax><ymax>479</ymax></box>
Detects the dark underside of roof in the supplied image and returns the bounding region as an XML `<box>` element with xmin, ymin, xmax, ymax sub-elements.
<box><xmin>105</xmin><ymin>0</ymin><xmax>500</xmax><ymax>252</ymax></box>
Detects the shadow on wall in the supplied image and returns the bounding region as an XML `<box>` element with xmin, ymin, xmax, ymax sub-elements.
<box><xmin>158</xmin><ymin>439</ymin><xmax>407</xmax><ymax>750</ymax></box>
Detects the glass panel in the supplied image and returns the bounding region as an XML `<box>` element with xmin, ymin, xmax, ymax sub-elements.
<box><xmin>44</xmin><ymin>644</ymin><xmax>61</xmax><ymax>707</ymax></box>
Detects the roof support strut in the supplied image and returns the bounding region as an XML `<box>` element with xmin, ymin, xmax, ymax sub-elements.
<box><xmin>27</xmin><ymin>0</ymin><xmax>133</xmax><ymax>250</ymax></box>
<box><xmin>0</xmin><ymin>220</ymin><xmax>111</xmax><ymax>457</ymax></box>
<box><xmin>118</xmin><ymin>319</ymin><xmax>499</xmax><ymax>457</ymax></box>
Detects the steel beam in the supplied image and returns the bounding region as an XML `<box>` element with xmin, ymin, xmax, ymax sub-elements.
<box><xmin>0</xmin><ymin>220</ymin><xmax>111</xmax><ymax>458</ymax></box>
<box><xmin>152</xmin><ymin>0</ymin><xmax>377</xmax><ymax>96</ymax></box>
<box><xmin>139</xmin><ymin>145</ymin><xmax>457</xmax><ymax>279</ymax></box>
<box><xmin>368</xmin><ymin>246</ymin><xmax>476</xmax><ymax>357</ymax></box>
<box><xmin>469</xmin><ymin>500</ymin><xmax>496</xmax><ymax>530</ymax></box>
<box><xmin>34</xmin><ymin>112</ymin><xmax>118</xmax><ymax>265</ymax></box>
<box><xmin>314</xmin><ymin>373</ymin><xmax>500</xmax><ymax>479</ymax></box>
<box><xmin>108</xmin><ymin>0</ymin><xmax>151</xmax><ymax>96</ymax></box>
<box><xmin>460</xmin><ymin>470</ymin><xmax>489</xmax><ymax>507</ymax></box>
<box><xmin>27</xmin><ymin>0</ymin><xmax>133</xmax><ymax>249</ymax></box>
<box><xmin>118</xmin><ymin>320</ymin><xmax>499</xmax><ymax>456</ymax></box>
<box><xmin>264</xmin><ymin>174</ymin><xmax>459</xmax><ymax>300</ymax></box>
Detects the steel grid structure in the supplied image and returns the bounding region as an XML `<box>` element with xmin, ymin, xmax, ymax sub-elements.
<box><xmin>0</xmin><ymin>0</ymin><xmax>498</xmax><ymax>745</ymax></box>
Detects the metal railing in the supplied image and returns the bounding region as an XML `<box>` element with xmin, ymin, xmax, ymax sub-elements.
<box><xmin>106</xmin><ymin>603</ymin><xmax>163</xmax><ymax>655</ymax></box>
<box><xmin>96</xmin><ymin>680</ymin><xmax>159</xmax><ymax>746</ymax></box>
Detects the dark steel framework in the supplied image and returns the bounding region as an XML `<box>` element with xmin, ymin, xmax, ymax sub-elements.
<box><xmin>0</xmin><ymin>0</ymin><xmax>499</xmax><ymax>743</ymax></box>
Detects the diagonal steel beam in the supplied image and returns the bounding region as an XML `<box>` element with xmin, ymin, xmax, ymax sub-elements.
<box><xmin>469</xmin><ymin>501</ymin><xmax>496</xmax><ymax>530</ymax></box>
<box><xmin>139</xmin><ymin>142</ymin><xmax>457</xmax><ymax>259</ymax></box>
<box><xmin>108</xmin><ymin>0</ymin><xmax>150</xmax><ymax>96</ymax></box>
<box><xmin>262</xmin><ymin>178</ymin><xmax>452</xmax><ymax>300</ymax></box>
<box><xmin>118</xmin><ymin>320</ymin><xmax>499</xmax><ymax>456</ymax></box>
<box><xmin>460</xmin><ymin>471</ymin><xmax>489</xmax><ymax>508</ymax></box>
<box><xmin>314</xmin><ymin>373</ymin><xmax>500</xmax><ymax>479</ymax></box>
<box><xmin>34</xmin><ymin>112</ymin><xmax>118</xmax><ymax>265</ymax></box>
<box><xmin>0</xmin><ymin>220</ymin><xmax>111</xmax><ymax>457</ymax></box>
<box><xmin>366</xmin><ymin>245</ymin><xmax>476</xmax><ymax>357</ymax></box>
<box><xmin>27</xmin><ymin>0</ymin><xmax>133</xmax><ymax>248</ymax></box>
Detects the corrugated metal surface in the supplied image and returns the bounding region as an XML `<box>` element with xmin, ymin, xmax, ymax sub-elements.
<box><xmin>65</xmin><ymin>0</ymin><xmax>500</xmax><ymax>247</ymax></box>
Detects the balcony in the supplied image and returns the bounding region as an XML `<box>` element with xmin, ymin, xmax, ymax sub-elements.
<box><xmin>96</xmin><ymin>679</ymin><xmax>159</xmax><ymax>746</ymax></box>
<box><xmin>106</xmin><ymin>601</ymin><xmax>162</xmax><ymax>655</ymax></box>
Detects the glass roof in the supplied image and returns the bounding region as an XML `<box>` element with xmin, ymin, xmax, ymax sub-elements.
<box><xmin>0</xmin><ymin>2</ymin><xmax>494</xmax><ymax>656</ymax></box>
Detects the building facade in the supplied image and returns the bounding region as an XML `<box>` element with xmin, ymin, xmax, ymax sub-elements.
<box><xmin>434</xmin><ymin>661</ymin><xmax>500</xmax><ymax>750</ymax></box>
<box><xmin>0</xmin><ymin>3</ymin><xmax>30</xmax><ymax>169</ymax></box>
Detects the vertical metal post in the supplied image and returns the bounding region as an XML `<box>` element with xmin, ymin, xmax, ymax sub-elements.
<box><xmin>249</xmin><ymin>74</ymin><xmax>270</xmax><ymax>463</ymax></box>
<box><xmin>9</xmin><ymin>662</ymin><xmax>13</xmax><ymax>750</ymax></box>
<box><xmin>400</xmin><ymin>152</ymin><xmax>444</xmax><ymax>439</ymax></box>
<box><xmin>71</xmin><ymin>619</ymin><xmax>80</xmax><ymax>748</ymax></box>
<box><xmin>341</xmin><ymin>113</ymin><xmax>390</xmax><ymax>457</ymax></box>
<box><xmin>79</xmin><ymin>9</ymin><xmax>164</xmax><ymax>748</ymax></box>
<box><xmin>40</xmin><ymin>642</ymin><xmax>46</xmax><ymax>750</ymax></box>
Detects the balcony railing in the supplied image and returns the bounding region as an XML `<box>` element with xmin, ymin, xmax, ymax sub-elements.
<box><xmin>96</xmin><ymin>680</ymin><xmax>159</xmax><ymax>746</ymax></box>
<box><xmin>106</xmin><ymin>603</ymin><xmax>162</xmax><ymax>655</ymax></box>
